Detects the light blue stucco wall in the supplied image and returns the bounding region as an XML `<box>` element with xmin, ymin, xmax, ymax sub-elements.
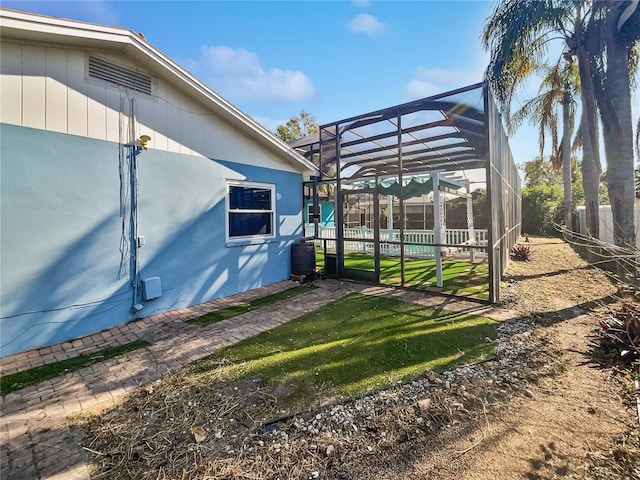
<box><xmin>0</xmin><ymin>124</ymin><xmax>304</xmax><ymax>357</ymax></box>
<box><xmin>303</xmin><ymin>199</ymin><xmax>335</xmax><ymax>226</ymax></box>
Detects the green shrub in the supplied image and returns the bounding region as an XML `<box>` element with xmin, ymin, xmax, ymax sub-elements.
<box><xmin>521</xmin><ymin>184</ymin><xmax>564</xmax><ymax>236</ymax></box>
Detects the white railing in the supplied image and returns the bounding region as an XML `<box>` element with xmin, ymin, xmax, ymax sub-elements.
<box><xmin>305</xmin><ymin>224</ymin><xmax>488</xmax><ymax>259</ymax></box>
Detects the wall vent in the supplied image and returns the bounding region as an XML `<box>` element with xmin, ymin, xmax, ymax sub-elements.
<box><xmin>89</xmin><ymin>56</ymin><xmax>152</xmax><ymax>95</ymax></box>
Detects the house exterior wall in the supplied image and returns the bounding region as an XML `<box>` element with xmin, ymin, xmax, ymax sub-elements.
<box><xmin>0</xmin><ymin>40</ymin><xmax>305</xmax><ymax>357</ymax></box>
<box><xmin>0</xmin><ymin>40</ymin><xmax>297</xmax><ymax>173</ymax></box>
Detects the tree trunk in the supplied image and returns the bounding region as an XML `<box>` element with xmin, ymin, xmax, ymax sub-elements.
<box><xmin>575</xmin><ymin>45</ymin><xmax>601</xmax><ymax>239</ymax></box>
<box><xmin>590</xmin><ymin>2</ymin><xmax>637</xmax><ymax>286</ymax></box>
<box><xmin>598</xmin><ymin>6</ymin><xmax>636</xmax><ymax>250</ymax></box>
<box><xmin>562</xmin><ymin>89</ymin><xmax>573</xmax><ymax>231</ymax></box>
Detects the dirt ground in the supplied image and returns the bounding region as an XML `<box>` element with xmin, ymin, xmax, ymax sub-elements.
<box><xmin>78</xmin><ymin>236</ymin><xmax>640</xmax><ymax>479</ymax></box>
<box><xmin>331</xmin><ymin>236</ymin><xmax>639</xmax><ymax>480</ymax></box>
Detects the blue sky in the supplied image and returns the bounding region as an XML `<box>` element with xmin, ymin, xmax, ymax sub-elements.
<box><xmin>5</xmin><ymin>0</ymin><xmax>635</xmax><ymax>168</ymax></box>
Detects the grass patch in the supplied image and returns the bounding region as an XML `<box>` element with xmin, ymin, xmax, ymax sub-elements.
<box><xmin>316</xmin><ymin>248</ymin><xmax>489</xmax><ymax>299</ymax></box>
<box><xmin>1</xmin><ymin>339</ymin><xmax>151</xmax><ymax>395</ymax></box>
<box><xmin>188</xmin><ymin>285</ymin><xmax>316</xmax><ymax>327</ymax></box>
<box><xmin>191</xmin><ymin>292</ymin><xmax>497</xmax><ymax>410</ymax></box>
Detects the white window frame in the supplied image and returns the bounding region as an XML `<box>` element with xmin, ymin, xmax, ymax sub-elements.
<box><xmin>225</xmin><ymin>180</ymin><xmax>276</xmax><ymax>243</ymax></box>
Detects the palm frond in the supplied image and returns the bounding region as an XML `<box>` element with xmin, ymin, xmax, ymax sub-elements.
<box><xmin>482</xmin><ymin>0</ymin><xmax>575</xmax><ymax>115</ymax></box>
<box><xmin>510</xmin><ymin>95</ymin><xmax>545</xmax><ymax>132</ymax></box>
<box><xmin>509</xmin><ymin>55</ymin><xmax>580</xmax><ymax>169</ymax></box>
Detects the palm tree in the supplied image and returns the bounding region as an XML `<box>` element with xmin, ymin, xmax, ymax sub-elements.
<box><xmin>510</xmin><ymin>61</ymin><xmax>579</xmax><ymax>231</ymax></box>
<box><xmin>585</xmin><ymin>1</ymin><xmax>639</xmax><ymax>250</ymax></box>
<box><xmin>569</xmin><ymin>1</ymin><xmax>602</xmax><ymax>239</ymax></box>
<box><xmin>484</xmin><ymin>0</ymin><xmax>640</xmax><ymax>251</ymax></box>
<box><xmin>482</xmin><ymin>0</ymin><xmax>602</xmax><ymax>237</ymax></box>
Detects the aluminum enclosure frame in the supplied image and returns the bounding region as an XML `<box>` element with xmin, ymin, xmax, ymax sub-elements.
<box><xmin>293</xmin><ymin>82</ymin><xmax>521</xmax><ymax>303</ymax></box>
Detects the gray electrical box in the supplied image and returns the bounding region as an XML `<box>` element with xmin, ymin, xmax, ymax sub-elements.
<box><xmin>142</xmin><ymin>277</ymin><xmax>162</xmax><ymax>300</ymax></box>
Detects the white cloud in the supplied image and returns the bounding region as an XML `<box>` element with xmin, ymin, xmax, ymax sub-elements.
<box><xmin>404</xmin><ymin>66</ymin><xmax>483</xmax><ymax>99</ymax></box>
<box><xmin>183</xmin><ymin>45</ymin><xmax>316</xmax><ymax>103</ymax></box>
<box><xmin>349</xmin><ymin>13</ymin><xmax>386</xmax><ymax>36</ymax></box>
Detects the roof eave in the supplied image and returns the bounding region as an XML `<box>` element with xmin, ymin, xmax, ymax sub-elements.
<box><xmin>0</xmin><ymin>8</ymin><xmax>317</xmax><ymax>175</ymax></box>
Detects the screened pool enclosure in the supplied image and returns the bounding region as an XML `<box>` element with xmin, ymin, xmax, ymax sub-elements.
<box><xmin>292</xmin><ymin>82</ymin><xmax>521</xmax><ymax>302</ymax></box>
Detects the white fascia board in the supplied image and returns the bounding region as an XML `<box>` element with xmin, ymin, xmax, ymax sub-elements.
<box><xmin>0</xmin><ymin>9</ymin><xmax>131</xmax><ymax>48</ymax></box>
<box><xmin>0</xmin><ymin>8</ymin><xmax>318</xmax><ymax>175</ymax></box>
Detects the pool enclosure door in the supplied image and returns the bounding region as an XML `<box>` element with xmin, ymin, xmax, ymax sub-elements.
<box><xmin>337</xmin><ymin>188</ymin><xmax>380</xmax><ymax>284</ymax></box>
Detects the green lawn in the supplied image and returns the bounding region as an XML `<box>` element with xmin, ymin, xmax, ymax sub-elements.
<box><xmin>390</xmin><ymin>257</ymin><xmax>490</xmax><ymax>299</ymax></box>
<box><xmin>188</xmin><ymin>284</ymin><xmax>316</xmax><ymax>327</ymax></box>
<box><xmin>315</xmin><ymin>249</ymin><xmax>489</xmax><ymax>299</ymax></box>
<box><xmin>190</xmin><ymin>292</ymin><xmax>497</xmax><ymax>409</ymax></box>
<box><xmin>0</xmin><ymin>339</ymin><xmax>151</xmax><ymax>395</ymax></box>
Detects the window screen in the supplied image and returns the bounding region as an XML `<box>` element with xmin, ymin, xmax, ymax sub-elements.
<box><xmin>227</xmin><ymin>182</ymin><xmax>275</xmax><ymax>240</ymax></box>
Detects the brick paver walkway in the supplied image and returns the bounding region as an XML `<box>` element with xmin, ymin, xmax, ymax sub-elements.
<box><xmin>0</xmin><ymin>279</ymin><xmax>502</xmax><ymax>479</ymax></box>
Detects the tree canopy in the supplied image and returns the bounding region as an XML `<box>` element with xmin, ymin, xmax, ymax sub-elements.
<box><xmin>275</xmin><ymin>111</ymin><xmax>319</xmax><ymax>143</ymax></box>
<box><xmin>483</xmin><ymin>0</ymin><xmax>639</xmax><ymax>249</ymax></box>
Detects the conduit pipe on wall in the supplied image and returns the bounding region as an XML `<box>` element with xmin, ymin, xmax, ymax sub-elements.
<box><xmin>124</xmin><ymin>97</ymin><xmax>153</xmax><ymax>314</ymax></box>
<box><xmin>127</xmin><ymin>142</ymin><xmax>143</xmax><ymax>313</ymax></box>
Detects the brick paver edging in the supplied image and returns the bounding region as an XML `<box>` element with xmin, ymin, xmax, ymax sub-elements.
<box><xmin>0</xmin><ymin>279</ymin><xmax>509</xmax><ymax>480</ymax></box>
<box><xmin>0</xmin><ymin>280</ymin><xmax>365</xmax><ymax>479</ymax></box>
<box><xmin>0</xmin><ymin>280</ymin><xmax>304</xmax><ymax>377</ymax></box>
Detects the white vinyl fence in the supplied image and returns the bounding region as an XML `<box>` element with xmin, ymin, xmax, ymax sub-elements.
<box><xmin>305</xmin><ymin>225</ymin><xmax>488</xmax><ymax>259</ymax></box>
<box><xmin>576</xmin><ymin>204</ymin><xmax>640</xmax><ymax>249</ymax></box>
